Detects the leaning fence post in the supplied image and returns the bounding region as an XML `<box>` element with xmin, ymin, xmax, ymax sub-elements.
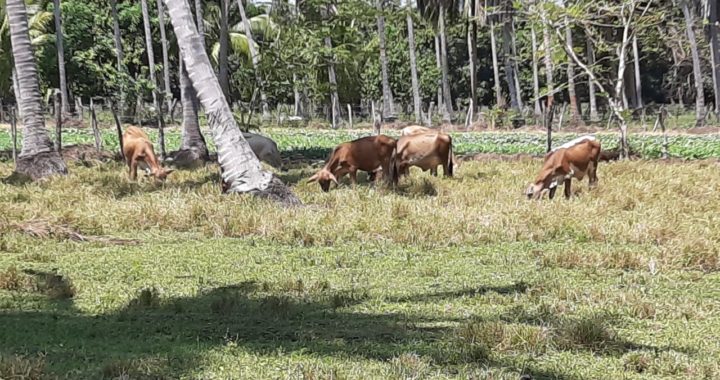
<box><xmin>54</xmin><ymin>90</ymin><xmax>62</xmax><ymax>153</ymax></box>
<box><xmin>10</xmin><ymin>106</ymin><xmax>18</xmax><ymax>165</ymax></box>
<box><xmin>90</xmin><ymin>98</ymin><xmax>102</xmax><ymax>151</ymax></box>
<box><xmin>111</xmin><ymin>103</ymin><xmax>125</xmax><ymax>160</ymax></box>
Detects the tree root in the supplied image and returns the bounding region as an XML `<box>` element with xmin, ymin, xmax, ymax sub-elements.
<box><xmin>15</xmin><ymin>151</ymin><xmax>67</xmax><ymax>180</ymax></box>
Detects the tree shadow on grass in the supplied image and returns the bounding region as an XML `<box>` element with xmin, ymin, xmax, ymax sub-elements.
<box><xmin>0</xmin><ymin>275</ymin><xmax>676</xmax><ymax>380</ymax></box>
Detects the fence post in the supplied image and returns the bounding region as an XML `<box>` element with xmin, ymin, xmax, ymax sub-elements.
<box><xmin>54</xmin><ymin>90</ymin><xmax>62</xmax><ymax>153</ymax></box>
<box><xmin>90</xmin><ymin>98</ymin><xmax>102</xmax><ymax>151</ymax></box>
<box><xmin>112</xmin><ymin>103</ymin><xmax>125</xmax><ymax>160</ymax></box>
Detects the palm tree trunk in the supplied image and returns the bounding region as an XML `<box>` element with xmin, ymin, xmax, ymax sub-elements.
<box><xmin>164</xmin><ymin>0</ymin><xmax>298</xmax><ymax>203</ymax></box>
<box><xmin>502</xmin><ymin>16</ymin><xmax>520</xmax><ymax>112</ymax></box>
<box><xmin>141</xmin><ymin>0</ymin><xmax>166</xmax><ymax>158</ymax></box>
<box><xmin>179</xmin><ymin>55</ymin><xmax>208</xmax><ymax>158</ymax></box>
<box><xmin>490</xmin><ymin>19</ymin><xmax>503</xmax><ymax>107</ymax></box>
<box><xmin>587</xmin><ymin>37</ymin><xmax>599</xmax><ymax>122</ymax></box>
<box><xmin>218</xmin><ymin>0</ymin><xmax>230</xmax><ymax>100</ymax></box>
<box><xmin>53</xmin><ymin>0</ymin><xmax>69</xmax><ymax>114</ymax></box>
<box><xmin>566</xmin><ymin>25</ymin><xmax>580</xmax><ymax>124</ymax></box>
<box><xmin>406</xmin><ymin>7</ymin><xmax>422</xmax><ymax>123</ymax></box>
<box><xmin>12</xmin><ymin>67</ymin><xmax>21</xmax><ymax>115</ymax></box>
<box><xmin>194</xmin><ymin>0</ymin><xmax>205</xmax><ymax>48</ymax></box>
<box><xmin>7</xmin><ymin>0</ymin><xmax>67</xmax><ymax>179</ymax></box>
<box><xmin>682</xmin><ymin>1</ymin><xmax>705</xmax><ymax>127</ymax></box>
<box><xmin>632</xmin><ymin>34</ymin><xmax>643</xmax><ymax>109</ymax></box>
<box><xmin>468</xmin><ymin>2</ymin><xmax>478</xmax><ymax>114</ymax></box>
<box><xmin>434</xmin><ymin>33</ymin><xmax>442</xmax><ymax>112</ymax></box>
<box><xmin>710</xmin><ymin>0</ymin><xmax>720</xmax><ymax>119</ymax></box>
<box><xmin>511</xmin><ymin>20</ymin><xmax>523</xmax><ymax>109</ymax></box>
<box><xmin>531</xmin><ymin>25</ymin><xmax>541</xmax><ymax>118</ymax></box>
<box><xmin>542</xmin><ymin>26</ymin><xmax>554</xmax><ymax>117</ymax></box>
<box><xmin>157</xmin><ymin>0</ymin><xmax>173</xmax><ymax>118</ymax></box>
<box><xmin>326</xmin><ymin>35</ymin><xmax>340</xmax><ymax>128</ymax></box>
<box><xmin>110</xmin><ymin>0</ymin><xmax>126</xmax><ymax>111</ymax></box>
<box><xmin>236</xmin><ymin>0</ymin><xmax>270</xmax><ymax>119</ymax></box>
<box><xmin>377</xmin><ymin>0</ymin><xmax>395</xmax><ymax>118</ymax></box>
<box><xmin>438</xmin><ymin>5</ymin><xmax>454</xmax><ymax>122</ymax></box>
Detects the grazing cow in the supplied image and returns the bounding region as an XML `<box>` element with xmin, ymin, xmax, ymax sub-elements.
<box><xmin>242</xmin><ymin>132</ymin><xmax>283</xmax><ymax>169</ymax></box>
<box><xmin>122</xmin><ymin>126</ymin><xmax>174</xmax><ymax>181</ymax></box>
<box><xmin>400</xmin><ymin>125</ymin><xmax>434</xmax><ymax>136</ymax></box>
<box><xmin>391</xmin><ymin>132</ymin><xmax>454</xmax><ymax>184</ymax></box>
<box><xmin>308</xmin><ymin>135</ymin><xmax>396</xmax><ymax>192</ymax></box>
<box><xmin>526</xmin><ymin>135</ymin><xmax>601</xmax><ymax>200</ymax></box>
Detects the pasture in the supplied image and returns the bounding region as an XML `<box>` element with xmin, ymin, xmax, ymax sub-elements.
<box><xmin>1</xmin><ymin>128</ymin><xmax>720</xmax><ymax>379</ymax></box>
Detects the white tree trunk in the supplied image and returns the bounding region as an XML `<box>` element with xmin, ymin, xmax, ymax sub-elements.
<box><xmin>682</xmin><ymin>1</ymin><xmax>705</xmax><ymax>127</ymax></box>
<box><xmin>587</xmin><ymin>38</ymin><xmax>599</xmax><ymax>122</ymax></box>
<box><xmin>377</xmin><ymin>0</ymin><xmax>395</xmax><ymax>118</ymax></box>
<box><xmin>438</xmin><ymin>6</ymin><xmax>454</xmax><ymax>122</ymax></box>
<box><xmin>632</xmin><ymin>34</ymin><xmax>643</xmax><ymax>109</ymax></box>
<box><xmin>490</xmin><ymin>19</ymin><xmax>503</xmax><ymax>107</ymax></box>
<box><xmin>157</xmin><ymin>0</ymin><xmax>173</xmax><ymax>117</ymax></box>
<box><xmin>406</xmin><ymin>10</ymin><xmax>422</xmax><ymax>123</ymax></box>
<box><xmin>531</xmin><ymin>25</ymin><xmax>541</xmax><ymax>118</ymax></box>
<box><xmin>53</xmin><ymin>0</ymin><xmax>70</xmax><ymax>114</ymax></box>
<box><xmin>218</xmin><ymin>0</ymin><xmax>230</xmax><ymax>100</ymax></box>
<box><xmin>141</xmin><ymin>0</ymin><xmax>165</xmax><ymax>158</ymax></box>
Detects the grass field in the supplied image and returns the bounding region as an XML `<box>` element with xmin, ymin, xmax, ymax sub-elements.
<box><xmin>1</xmin><ymin>128</ymin><xmax>720</xmax><ymax>379</ymax></box>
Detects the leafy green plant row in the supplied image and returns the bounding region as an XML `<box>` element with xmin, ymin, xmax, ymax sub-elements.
<box><xmin>2</xmin><ymin>128</ymin><xmax>720</xmax><ymax>160</ymax></box>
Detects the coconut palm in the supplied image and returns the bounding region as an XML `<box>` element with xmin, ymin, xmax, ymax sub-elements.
<box><xmin>164</xmin><ymin>0</ymin><xmax>298</xmax><ymax>204</ymax></box>
<box><xmin>6</xmin><ymin>0</ymin><xmax>67</xmax><ymax>179</ymax></box>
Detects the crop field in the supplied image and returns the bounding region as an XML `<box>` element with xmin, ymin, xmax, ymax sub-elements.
<box><xmin>1</xmin><ymin>127</ymin><xmax>720</xmax><ymax>379</ymax></box>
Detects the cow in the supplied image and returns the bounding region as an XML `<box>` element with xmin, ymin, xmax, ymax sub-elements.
<box><xmin>391</xmin><ymin>132</ymin><xmax>454</xmax><ymax>184</ymax></box>
<box><xmin>308</xmin><ymin>135</ymin><xmax>396</xmax><ymax>192</ymax></box>
<box><xmin>400</xmin><ymin>125</ymin><xmax>434</xmax><ymax>136</ymax></box>
<box><xmin>526</xmin><ymin>135</ymin><xmax>601</xmax><ymax>200</ymax></box>
<box><xmin>242</xmin><ymin>132</ymin><xmax>283</xmax><ymax>169</ymax></box>
<box><xmin>122</xmin><ymin>126</ymin><xmax>174</xmax><ymax>181</ymax></box>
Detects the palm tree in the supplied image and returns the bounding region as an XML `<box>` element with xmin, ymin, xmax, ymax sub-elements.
<box><xmin>157</xmin><ymin>0</ymin><xmax>173</xmax><ymax>118</ymax></box>
<box><xmin>236</xmin><ymin>0</ymin><xmax>269</xmax><ymax>118</ymax></box>
<box><xmin>402</xmin><ymin>0</ymin><xmax>422</xmax><ymax>123</ymax></box>
<box><xmin>681</xmin><ymin>0</ymin><xmax>705</xmax><ymax>127</ymax></box>
<box><xmin>163</xmin><ymin>0</ymin><xmax>298</xmax><ymax>204</ymax></box>
<box><xmin>179</xmin><ymin>52</ymin><xmax>208</xmax><ymax>159</ymax></box>
<box><xmin>218</xmin><ymin>0</ymin><xmax>230</xmax><ymax>100</ymax></box>
<box><xmin>52</xmin><ymin>0</ymin><xmax>69</xmax><ymax>114</ymax></box>
<box><xmin>377</xmin><ymin>0</ymin><xmax>395</xmax><ymax>119</ymax></box>
<box><xmin>195</xmin><ymin>0</ymin><xmax>205</xmax><ymax>47</ymax></box>
<box><xmin>141</xmin><ymin>0</ymin><xmax>166</xmax><ymax>157</ymax></box>
<box><xmin>7</xmin><ymin>0</ymin><xmax>66</xmax><ymax>179</ymax></box>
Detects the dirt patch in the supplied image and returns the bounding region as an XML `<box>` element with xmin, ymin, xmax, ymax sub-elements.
<box><xmin>685</xmin><ymin>126</ymin><xmax>720</xmax><ymax>134</ymax></box>
<box><xmin>61</xmin><ymin>144</ymin><xmax>119</xmax><ymax>163</ymax></box>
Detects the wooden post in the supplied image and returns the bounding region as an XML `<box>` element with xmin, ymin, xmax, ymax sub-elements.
<box><xmin>54</xmin><ymin>90</ymin><xmax>62</xmax><ymax>153</ymax></box>
<box><xmin>10</xmin><ymin>106</ymin><xmax>17</xmax><ymax>165</ymax></box>
<box><xmin>654</xmin><ymin>106</ymin><xmax>669</xmax><ymax>159</ymax></box>
<box><xmin>112</xmin><ymin>103</ymin><xmax>125</xmax><ymax>160</ymax></box>
<box><xmin>90</xmin><ymin>98</ymin><xmax>102</xmax><ymax>151</ymax></box>
<box><xmin>157</xmin><ymin>110</ymin><xmax>166</xmax><ymax>160</ymax></box>
<box><xmin>427</xmin><ymin>102</ymin><xmax>434</xmax><ymax>127</ymax></box>
<box><xmin>347</xmin><ymin>104</ymin><xmax>353</xmax><ymax>129</ymax></box>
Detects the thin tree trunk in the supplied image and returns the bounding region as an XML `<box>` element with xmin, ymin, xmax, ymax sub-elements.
<box><xmin>531</xmin><ymin>25</ymin><xmax>541</xmax><ymax>118</ymax></box>
<box><xmin>179</xmin><ymin>51</ymin><xmax>208</xmax><ymax>157</ymax></box>
<box><xmin>490</xmin><ymin>19</ymin><xmax>503</xmax><ymax>107</ymax></box>
<box><xmin>293</xmin><ymin>73</ymin><xmax>301</xmax><ymax>116</ymax></box>
<box><xmin>195</xmin><ymin>0</ymin><xmax>205</xmax><ymax>48</ymax></box>
<box><xmin>377</xmin><ymin>0</ymin><xmax>395</xmax><ymax>118</ymax></box>
<box><xmin>54</xmin><ymin>90</ymin><xmax>62</xmax><ymax>152</ymax></box>
<box><xmin>141</xmin><ymin>0</ymin><xmax>166</xmax><ymax>158</ymax></box>
<box><xmin>405</xmin><ymin>5</ymin><xmax>422</xmax><ymax>123</ymax></box>
<box><xmin>157</xmin><ymin>0</ymin><xmax>173</xmax><ymax>119</ymax></box>
<box><xmin>7</xmin><ymin>0</ymin><xmax>67</xmax><ymax>178</ymax></box>
<box><xmin>543</xmin><ymin>26</ymin><xmax>554</xmax><ymax>122</ymax></box>
<box><xmin>632</xmin><ymin>34</ymin><xmax>643</xmax><ymax>109</ymax></box>
<box><xmin>434</xmin><ymin>33</ymin><xmax>442</xmax><ymax>111</ymax></box>
<box><xmin>566</xmin><ymin>24</ymin><xmax>580</xmax><ymax>124</ymax></box>
<box><xmin>682</xmin><ymin>1</ymin><xmax>705</xmax><ymax>127</ymax></box>
<box><xmin>110</xmin><ymin>0</ymin><xmax>126</xmax><ymax>111</ymax></box>
<box><xmin>218</xmin><ymin>0</ymin><xmax>230</xmax><ymax>100</ymax></box>
<box><xmin>12</xmin><ymin>67</ymin><xmax>21</xmax><ymax>118</ymax></box>
<box><xmin>587</xmin><ymin>37</ymin><xmax>599</xmax><ymax>122</ymax></box>
<box><xmin>502</xmin><ymin>15</ymin><xmax>520</xmax><ymax>112</ymax></box>
<box><xmin>90</xmin><ymin>98</ymin><xmax>102</xmax><ymax>151</ymax></box>
<box><xmin>236</xmin><ymin>0</ymin><xmax>269</xmax><ymax>118</ymax></box>
<box><xmin>438</xmin><ymin>5</ymin><xmax>454</xmax><ymax>122</ymax></box>
<box><xmin>709</xmin><ymin>0</ymin><xmax>720</xmax><ymax>118</ymax></box>
<box><xmin>326</xmin><ymin>35</ymin><xmax>340</xmax><ymax>127</ymax></box>
<box><xmin>468</xmin><ymin>2</ymin><xmax>478</xmax><ymax>114</ymax></box>
<box><xmin>164</xmin><ymin>0</ymin><xmax>299</xmax><ymax>203</ymax></box>
<box><xmin>53</xmin><ymin>0</ymin><xmax>69</xmax><ymax>115</ymax></box>
<box><xmin>511</xmin><ymin>19</ymin><xmax>523</xmax><ymax>109</ymax></box>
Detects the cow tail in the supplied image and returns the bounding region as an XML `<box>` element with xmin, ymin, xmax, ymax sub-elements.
<box><xmin>447</xmin><ymin>138</ymin><xmax>454</xmax><ymax>177</ymax></box>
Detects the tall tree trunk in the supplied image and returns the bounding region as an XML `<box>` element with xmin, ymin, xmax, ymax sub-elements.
<box><xmin>566</xmin><ymin>24</ymin><xmax>580</xmax><ymax>124</ymax></box>
<box><xmin>586</xmin><ymin>37</ymin><xmax>599</xmax><ymax>122</ymax></box>
<box><xmin>709</xmin><ymin>0</ymin><xmax>720</xmax><ymax>118</ymax></box>
<box><xmin>236</xmin><ymin>0</ymin><xmax>269</xmax><ymax>119</ymax></box>
<box><xmin>468</xmin><ymin>1</ymin><xmax>478</xmax><ymax>114</ymax></box>
<box><xmin>53</xmin><ymin>0</ymin><xmax>69</xmax><ymax>114</ymax></box>
<box><xmin>325</xmin><ymin>35</ymin><xmax>340</xmax><ymax>128</ymax></box>
<box><xmin>111</xmin><ymin>0</ymin><xmax>126</xmax><ymax>110</ymax></box>
<box><xmin>543</xmin><ymin>26</ymin><xmax>554</xmax><ymax>116</ymax></box>
<box><xmin>141</xmin><ymin>0</ymin><xmax>166</xmax><ymax>158</ymax></box>
<box><xmin>293</xmin><ymin>72</ymin><xmax>301</xmax><ymax>117</ymax></box>
<box><xmin>632</xmin><ymin>34</ymin><xmax>643</xmax><ymax>109</ymax></box>
<box><xmin>434</xmin><ymin>33</ymin><xmax>442</xmax><ymax>112</ymax></box>
<box><xmin>405</xmin><ymin>4</ymin><xmax>422</xmax><ymax>123</ymax></box>
<box><xmin>195</xmin><ymin>0</ymin><xmax>205</xmax><ymax>48</ymax></box>
<box><xmin>179</xmin><ymin>55</ymin><xmax>208</xmax><ymax>158</ymax></box>
<box><xmin>12</xmin><ymin>67</ymin><xmax>21</xmax><ymax>116</ymax></box>
<box><xmin>218</xmin><ymin>0</ymin><xmax>230</xmax><ymax>100</ymax></box>
<box><xmin>511</xmin><ymin>19</ymin><xmax>523</xmax><ymax>109</ymax></box>
<box><xmin>377</xmin><ymin>0</ymin><xmax>395</xmax><ymax>118</ymax></box>
<box><xmin>531</xmin><ymin>25</ymin><xmax>541</xmax><ymax>118</ymax></box>
<box><xmin>682</xmin><ymin>1</ymin><xmax>706</xmax><ymax>127</ymax></box>
<box><xmin>502</xmin><ymin>15</ymin><xmax>520</xmax><ymax>112</ymax></box>
<box><xmin>438</xmin><ymin>5</ymin><xmax>454</xmax><ymax>122</ymax></box>
<box><xmin>164</xmin><ymin>0</ymin><xmax>298</xmax><ymax>204</ymax></box>
<box><xmin>490</xmin><ymin>19</ymin><xmax>503</xmax><ymax>107</ymax></box>
<box><xmin>7</xmin><ymin>0</ymin><xmax>67</xmax><ymax>178</ymax></box>
<box><xmin>157</xmin><ymin>0</ymin><xmax>173</xmax><ymax>118</ymax></box>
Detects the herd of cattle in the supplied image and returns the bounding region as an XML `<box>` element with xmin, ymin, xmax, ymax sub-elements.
<box><xmin>122</xmin><ymin>125</ymin><xmax>602</xmax><ymax>200</ymax></box>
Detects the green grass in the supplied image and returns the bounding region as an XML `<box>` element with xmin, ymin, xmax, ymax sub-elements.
<box><xmin>1</xmin><ymin>139</ymin><xmax>720</xmax><ymax>379</ymax></box>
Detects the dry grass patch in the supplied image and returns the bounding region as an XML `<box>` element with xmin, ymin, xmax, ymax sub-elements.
<box><xmin>0</xmin><ymin>354</ymin><xmax>46</xmax><ymax>380</ymax></box>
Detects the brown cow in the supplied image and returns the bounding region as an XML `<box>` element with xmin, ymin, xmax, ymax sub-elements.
<box><xmin>122</xmin><ymin>126</ymin><xmax>174</xmax><ymax>181</ymax></box>
<box><xmin>308</xmin><ymin>135</ymin><xmax>396</xmax><ymax>192</ymax></box>
<box><xmin>400</xmin><ymin>125</ymin><xmax>433</xmax><ymax>136</ymax></box>
<box><xmin>526</xmin><ymin>136</ymin><xmax>601</xmax><ymax>200</ymax></box>
<box><xmin>391</xmin><ymin>132</ymin><xmax>454</xmax><ymax>184</ymax></box>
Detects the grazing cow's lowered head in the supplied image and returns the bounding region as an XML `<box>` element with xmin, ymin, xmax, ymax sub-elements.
<box><xmin>307</xmin><ymin>168</ymin><xmax>339</xmax><ymax>192</ymax></box>
<box><xmin>526</xmin><ymin>135</ymin><xmax>601</xmax><ymax>200</ymax></box>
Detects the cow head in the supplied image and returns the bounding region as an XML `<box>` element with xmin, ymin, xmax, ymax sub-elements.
<box><xmin>525</xmin><ymin>182</ymin><xmax>545</xmax><ymax>200</ymax></box>
<box><xmin>307</xmin><ymin>169</ymin><xmax>338</xmax><ymax>192</ymax></box>
<box><xmin>150</xmin><ymin>167</ymin><xmax>175</xmax><ymax>182</ymax></box>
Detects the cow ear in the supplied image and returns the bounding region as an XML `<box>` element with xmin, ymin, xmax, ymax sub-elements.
<box><xmin>307</xmin><ymin>173</ymin><xmax>318</xmax><ymax>183</ymax></box>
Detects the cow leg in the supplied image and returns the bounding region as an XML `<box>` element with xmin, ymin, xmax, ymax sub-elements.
<box><xmin>564</xmin><ymin>179</ymin><xmax>572</xmax><ymax>199</ymax></box>
<box><xmin>349</xmin><ymin>170</ymin><xmax>358</xmax><ymax>187</ymax></box>
<box><xmin>367</xmin><ymin>170</ymin><xmax>376</xmax><ymax>183</ymax></box>
<box><xmin>588</xmin><ymin>162</ymin><xmax>599</xmax><ymax>189</ymax></box>
<box><xmin>548</xmin><ymin>186</ymin><xmax>557</xmax><ymax>200</ymax></box>
<box><xmin>129</xmin><ymin>160</ymin><xmax>138</xmax><ymax>181</ymax></box>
